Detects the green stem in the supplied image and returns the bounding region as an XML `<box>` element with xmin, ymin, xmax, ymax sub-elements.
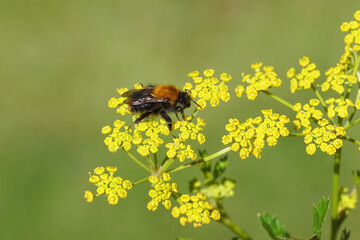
<box><xmin>341</xmin><ymin>135</ymin><xmax>360</xmax><ymax>146</ymax></box>
<box><xmin>124</xmin><ymin>150</ymin><xmax>151</xmax><ymax>173</ymax></box>
<box><xmin>262</xmin><ymin>90</ymin><xmax>294</xmax><ymax>110</ymax></box>
<box><xmin>167</xmin><ymin>147</ymin><xmax>232</xmax><ymax>174</ymax></box>
<box><xmin>160</xmin><ymin>158</ymin><xmax>175</xmax><ymax>172</ymax></box>
<box><xmin>133</xmin><ymin>177</ymin><xmax>149</xmax><ymax>186</ymax></box>
<box><xmin>217</xmin><ymin>199</ymin><xmax>253</xmax><ymax>240</ymax></box>
<box><xmin>330</xmin><ymin>148</ymin><xmax>342</xmax><ymax>240</ymax></box>
<box><xmin>153</xmin><ymin>153</ymin><xmax>158</xmax><ymax>169</ymax></box>
<box><xmin>345</xmin><ymin>116</ymin><xmax>360</xmax><ymax>131</ymax></box>
<box><xmin>311</xmin><ymin>84</ymin><xmax>335</xmax><ymax>125</ymax></box>
<box><xmin>147</xmin><ymin>155</ymin><xmax>156</xmax><ymax>171</ymax></box>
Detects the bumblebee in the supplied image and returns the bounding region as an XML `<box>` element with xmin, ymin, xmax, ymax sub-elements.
<box><xmin>122</xmin><ymin>84</ymin><xmax>199</xmax><ymax>134</ymax></box>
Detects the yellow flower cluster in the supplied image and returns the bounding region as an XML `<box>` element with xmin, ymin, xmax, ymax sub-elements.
<box><xmin>165</xmin><ymin>138</ymin><xmax>197</xmax><ymax>162</ymax></box>
<box><xmin>185</xmin><ymin>69</ymin><xmax>231</xmax><ymax>109</ymax></box>
<box><xmin>102</xmin><ymin>120</ymin><xmax>133</xmax><ymax>152</ymax></box>
<box><xmin>107</xmin><ymin>87</ymin><xmax>131</xmax><ymax>115</ymax></box>
<box><xmin>133</xmin><ymin>119</ymin><xmax>169</xmax><ymax>156</ymax></box>
<box><xmin>340</xmin><ymin>10</ymin><xmax>360</xmax><ymax>62</ymax></box>
<box><xmin>174</xmin><ymin>117</ymin><xmax>206</xmax><ymax>143</ymax></box>
<box><xmin>235</xmin><ymin>63</ymin><xmax>282</xmax><ymax>100</ymax></box>
<box><xmin>287</xmin><ymin>56</ymin><xmax>321</xmax><ymax>93</ymax></box>
<box><xmin>222</xmin><ymin>109</ymin><xmax>290</xmax><ymax>159</ymax></box>
<box><xmin>338</xmin><ymin>187</ymin><xmax>358</xmax><ymax>216</ymax></box>
<box><xmin>171</xmin><ymin>193</ymin><xmax>221</xmax><ymax>228</ymax></box>
<box><xmin>147</xmin><ymin>173</ymin><xmax>178</xmax><ymax>211</ymax></box>
<box><xmin>165</xmin><ymin>118</ymin><xmax>206</xmax><ymax>162</ymax></box>
<box><xmin>85</xmin><ymin>166</ymin><xmax>133</xmax><ymax>205</ymax></box>
<box><xmin>102</xmin><ymin>119</ymin><xmax>170</xmax><ymax>156</ymax></box>
<box><xmin>200</xmin><ymin>179</ymin><xmax>235</xmax><ymax>199</ymax></box>
<box><xmin>326</xmin><ymin>98</ymin><xmax>359</xmax><ymax>119</ymax></box>
<box><xmin>320</xmin><ymin>10</ymin><xmax>360</xmax><ymax>94</ymax></box>
<box><xmin>292</xmin><ymin>101</ymin><xmax>346</xmax><ymax>155</ymax></box>
<box><xmin>321</xmin><ymin>64</ymin><xmax>358</xmax><ymax>94</ymax></box>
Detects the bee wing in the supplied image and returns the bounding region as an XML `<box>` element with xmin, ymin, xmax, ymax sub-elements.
<box><xmin>122</xmin><ymin>89</ymin><xmax>138</xmax><ymax>98</ymax></box>
<box><xmin>122</xmin><ymin>87</ymin><xmax>168</xmax><ymax>105</ymax></box>
<box><xmin>131</xmin><ymin>94</ymin><xmax>169</xmax><ymax>105</ymax></box>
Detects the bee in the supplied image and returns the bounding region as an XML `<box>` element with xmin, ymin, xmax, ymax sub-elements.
<box><xmin>122</xmin><ymin>84</ymin><xmax>200</xmax><ymax>135</ymax></box>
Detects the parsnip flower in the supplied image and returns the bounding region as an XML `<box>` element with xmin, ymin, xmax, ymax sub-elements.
<box><xmin>147</xmin><ymin>173</ymin><xmax>178</xmax><ymax>211</ymax></box>
<box><xmin>338</xmin><ymin>187</ymin><xmax>358</xmax><ymax>217</ymax></box>
<box><xmin>184</xmin><ymin>69</ymin><xmax>231</xmax><ymax>108</ymax></box>
<box><xmin>236</xmin><ymin>63</ymin><xmax>282</xmax><ymax>100</ymax></box>
<box><xmin>166</xmin><ymin>138</ymin><xmax>197</xmax><ymax>162</ymax></box>
<box><xmin>85</xmin><ymin>166</ymin><xmax>133</xmax><ymax>205</ymax></box>
<box><xmin>102</xmin><ymin>120</ymin><xmax>133</xmax><ymax>152</ymax></box>
<box><xmin>108</xmin><ymin>87</ymin><xmax>131</xmax><ymax>115</ymax></box>
<box><xmin>222</xmin><ymin>110</ymin><xmax>290</xmax><ymax>159</ymax></box>
<box><xmin>293</xmin><ymin>101</ymin><xmax>346</xmax><ymax>155</ymax></box>
<box><xmin>165</xmin><ymin>117</ymin><xmax>206</xmax><ymax>162</ymax></box>
<box><xmin>287</xmin><ymin>57</ymin><xmax>320</xmax><ymax>93</ymax></box>
<box><xmin>171</xmin><ymin>192</ymin><xmax>221</xmax><ymax>227</ymax></box>
<box><xmin>200</xmin><ymin>179</ymin><xmax>235</xmax><ymax>198</ymax></box>
<box><xmin>321</xmin><ymin>64</ymin><xmax>357</xmax><ymax>94</ymax></box>
<box><xmin>325</xmin><ymin>98</ymin><xmax>354</xmax><ymax>119</ymax></box>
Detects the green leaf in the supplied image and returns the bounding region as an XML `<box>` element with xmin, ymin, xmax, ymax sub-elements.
<box><xmin>312</xmin><ymin>197</ymin><xmax>330</xmax><ymax>237</ymax></box>
<box><xmin>198</xmin><ymin>150</ymin><xmax>211</xmax><ymax>172</ymax></box>
<box><xmin>339</xmin><ymin>228</ymin><xmax>351</xmax><ymax>240</ymax></box>
<box><xmin>213</xmin><ymin>155</ymin><xmax>228</xmax><ymax>180</ymax></box>
<box><xmin>258</xmin><ymin>213</ymin><xmax>290</xmax><ymax>240</ymax></box>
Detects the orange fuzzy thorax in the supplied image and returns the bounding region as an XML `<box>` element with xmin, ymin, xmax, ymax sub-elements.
<box><xmin>152</xmin><ymin>85</ymin><xmax>180</xmax><ymax>105</ymax></box>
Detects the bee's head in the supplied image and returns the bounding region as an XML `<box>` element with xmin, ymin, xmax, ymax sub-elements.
<box><xmin>178</xmin><ymin>91</ymin><xmax>191</xmax><ymax>109</ymax></box>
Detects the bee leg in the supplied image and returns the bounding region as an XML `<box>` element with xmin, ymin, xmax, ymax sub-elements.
<box><xmin>180</xmin><ymin>108</ymin><xmax>186</xmax><ymax>120</ymax></box>
<box><xmin>160</xmin><ymin>111</ymin><xmax>176</xmax><ymax>138</ymax></box>
<box><xmin>175</xmin><ymin>112</ymin><xmax>180</xmax><ymax>121</ymax></box>
<box><xmin>127</xmin><ymin>111</ymin><xmax>152</xmax><ymax>131</ymax></box>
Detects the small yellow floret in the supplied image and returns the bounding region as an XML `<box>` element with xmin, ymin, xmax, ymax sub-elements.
<box><xmin>84</xmin><ymin>191</ymin><xmax>94</xmax><ymax>202</ymax></box>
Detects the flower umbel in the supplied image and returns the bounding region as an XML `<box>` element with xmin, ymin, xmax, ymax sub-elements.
<box><xmin>147</xmin><ymin>173</ymin><xmax>179</xmax><ymax>211</ymax></box>
<box><xmin>287</xmin><ymin>56</ymin><xmax>321</xmax><ymax>93</ymax></box>
<box><xmin>171</xmin><ymin>192</ymin><xmax>221</xmax><ymax>228</ymax></box>
<box><xmin>292</xmin><ymin>100</ymin><xmax>346</xmax><ymax>155</ymax></box>
<box><xmin>222</xmin><ymin>110</ymin><xmax>290</xmax><ymax>159</ymax></box>
<box><xmin>236</xmin><ymin>63</ymin><xmax>282</xmax><ymax>100</ymax></box>
<box><xmin>85</xmin><ymin>166</ymin><xmax>133</xmax><ymax>205</ymax></box>
<box><xmin>184</xmin><ymin>69</ymin><xmax>232</xmax><ymax>109</ymax></box>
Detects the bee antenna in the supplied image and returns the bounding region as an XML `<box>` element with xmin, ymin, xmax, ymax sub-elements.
<box><xmin>191</xmin><ymin>99</ymin><xmax>202</xmax><ymax>109</ymax></box>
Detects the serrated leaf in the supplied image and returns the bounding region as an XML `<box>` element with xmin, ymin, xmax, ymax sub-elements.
<box><xmin>340</xmin><ymin>228</ymin><xmax>351</xmax><ymax>240</ymax></box>
<box><xmin>213</xmin><ymin>156</ymin><xmax>228</xmax><ymax>180</ymax></box>
<box><xmin>258</xmin><ymin>213</ymin><xmax>290</xmax><ymax>240</ymax></box>
<box><xmin>312</xmin><ymin>197</ymin><xmax>330</xmax><ymax>237</ymax></box>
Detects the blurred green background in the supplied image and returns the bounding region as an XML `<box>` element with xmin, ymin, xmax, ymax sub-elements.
<box><xmin>1</xmin><ymin>0</ymin><xmax>360</xmax><ymax>239</ymax></box>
